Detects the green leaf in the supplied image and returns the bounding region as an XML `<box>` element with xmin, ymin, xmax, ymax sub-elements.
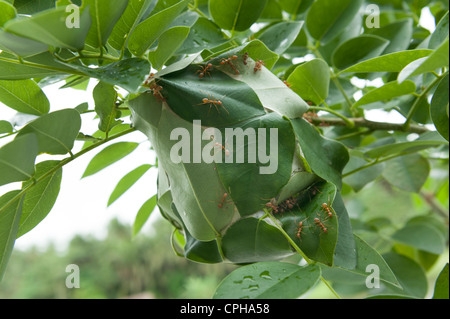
<box><xmin>343</xmin><ymin>151</ymin><xmax>384</xmax><ymax>192</ymax></box>
<box><xmin>398</xmin><ymin>37</ymin><xmax>449</xmax><ymax>82</ymax></box>
<box><xmin>83</xmin><ymin>0</ymin><xmax>129</xmax><ymax>48</ymax></box>
<box><xmin>339</xmin><ymin>49</ymin><xmax>433</xmax><ymax>74</ymax></box>
<box><xmin>369</xmin><ymin>18</ymin><xmax>414</xmax><ymax>54</ymax></box>
<box><xmin>429</xmin><ymin>11</ymin><xmax>449</xmax><ymax>50</ymax></box>
<box><xmin>287</xmin><ymin>58</ymin><xmax>330</xmax><ymax>105</ymax></box>
<box><xmin>93</xmin><ymin>82</ymin><xmax>121</xmax><ymax>133</ymax></box>
<box><xmin>0</xmin><ymin>79</ymin><xmax>50</xmax><ymax>115</ymax></box>
<box><xmin>278</xmin><ymin>182</ymin><xmax>340</xmax><ymax>266</ymax></box>
<box><xmin>128</xmin><ymin>0</ymin><xmax>190</xmax><ymax>56</ymax></box>
<box><xmin>0</xmin><ymin>120</ymin><xmax>13</xmax><ymax>134</ymax></box>
<box><xmin>0</xmin><ymin>29</ymin><xmax>49</xmax><ymax>57</ymax></box>
<box><xmin>184</xmin><ymin>229</ymin><xmax>223</xmax><ymax>264</ymax></box>
<box><xmin>108</xmin><ymin>0</ymin><xmax>157</xmax><ymax>51</ymax></box>
<box><xmin>321</xmin><ymin>235</ymin><xmax>399</xmax><ymax>287</ymax></box>
<box><xmin>365</xmin><ymin>139</ymin><xmax>447</xmax><ymax>159</ymax></box>
<box><xmin>431</xmin><ymin>73</ymin><xmax>449</xmax><ymax>141</ymax></box>
<box><xmin>176</xmin><ymin>17</ymin><xmax>226</xmax><ymax>55</ymax></box>
<box><xmin>72</xmin><ymin>58</ymin><xmax>150</xmax><ymax>93</ymax></box>
<box><xmin>148</xmin><ymin>26</ymin><xmax>190</xmax><ymax>70</ymax></box>
<box><xmin>278</xmin><ymin>0</ymin><xmax>313</xmax><ymax>16</ymax></box>
<box><xmin>17</xmin><ymin>160</ymin><xmax>62</xmax><ymax>238</ymax></box>
<box><xmin>108</xmin><ymin>164</ymin><xmax>152</xmax><ymax>207</ymax></box>
<box><xmin>132</xmin><ymin>194</ymin><xmax>157</xmax><ymax>237</ymax></box>
<box><xmin>82</xmin><ymin>142</ymin><xmax>139</xmax><ymax>178</ymax></box>
<box><xmin>14</xmin><ymin>0</ymin><xmax>55</xmax><ymax>14</ymax></box>
<box><xmin>382</xmin><ymin>154</ymin><xmax>430</xmax><ymax>193</ymax></box>
<box><xmin>0</xmin><ymin>0</ymin><xmax>15</xmax><ymax>26</ymax></box>
<box><xmin>213</xmin><ymin>262</ymin><xmax>321</xmax><ymax>299</ymax></box>
<box><xmin>332</xmin><ymin>35</ymin><xmax>390</xmax><ymax>70</ymax></box>
<box><xmin>0</xmin><ymin>191</ymin><xmax>24</xmax><ymax>281</ymax></box>
<box><xmin>4</xmin><ymin>5</ymin><xmax>91</xmax><ymax>51</ymax></box>
<box><xmin>433</xmin><ymin>264</ymin><xmax>449</xmax><ymax>299</ymax></box>
<box><xmin>257</xmin><ymin>21</ymin><xmax>303</xmax><ymax>55</ymax></box>
<box><xmin>392</xmin><ymin>219</ymin><xmax>445</xmax><ymax>254</ymax></box>
<box><xmin>291</xmin><ymin>118</ymin><xmax>349</xmax><ymax>189</ymax></box>
<box><xmin>209</xmin><ymin>0</ymin><xmax>268</xmax><ymax>32</ymax></box>
<box><xmin>306</xmin><ymin>0</ymin><xmax>364</xmax><ymax>44</ymax></box>
<box><xmin>354</xmin><ymin>80</ymin><xmax>417</xmax><ymax>108</ymax></box>
<box><xmin>221</xmin><ymin>218</ymin><xmax>293</xmax><ymax>263</ymax></box>
<box><xmin>16</xmin><ymin>109</ymin><xmax>81</xmax><ymax>155</ymax></box>
<box><xmin>0</xmin><ymin>134</ymin><xmax>38</xmax><ymax>187</ymax></box>
<box><xmin>382</xmin><ymin>252</ymin><xmax>428</xmax><ymax>298</ymax></box>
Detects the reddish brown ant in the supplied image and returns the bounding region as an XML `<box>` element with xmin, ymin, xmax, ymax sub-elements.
<box><xmin>217</xmin><ymin>192</ymin><xmax>231</xmax><ymax>209</ymax></box>
<box><xmin>243</xmin><ymin>52</ymin><xmax>249</xmax><ymax>65</ymax></box>
<box><xmin>283</xmin><ymin>80</ymin><xmax>291</xmax><ymax>88</ymax></box>
<box><xmin>254</xmin><ymin>60</ymin><xmax>265</xmax><ymax>73</ymax></box>
<box><xmin>296</xmin><ymin>219</ymin><xmax>309</xmax><ymax>241</ymax></box>
<box><xmin>211</xmin><ymin>137</ymin><xmax>231</xmax><ymax>157</ymax></box>
<box><xmin>314</xmin><ymin>217</ymin><xmax>328</xmax><ymax>234</ymax></box>
<box><xmin>220</xmin><ymin>54</ymin><xmax>240</xmax><ymax>75</ymax></box>
<box><xmin>263</xmin><ymin>198</ymin><xmax>279</xmax><ymax>214</ymax></box>
<box><xmin>196</xmin><ymin>63</ymin><xmax>213</xmax><ymax>79</ymax></box>
<box><xmin>148</xmin><ymin>81</ymin><xmax>166</xmax><ymax>102</ymax></box>
<box><xmin>197</xmin><ymin>94</ymin><xmax>229</xmax><ymax>115</ymax></box>
<box><xmin>321</xmin><ymin>197</ymin><xmax>335</xmax><ymax>219</ymax></box>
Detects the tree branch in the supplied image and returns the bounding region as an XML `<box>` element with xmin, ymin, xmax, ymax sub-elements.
<box><xmin>303</xmin><ymin>114</ymin><xmax>430</xmax><ymax>134</ymax></box>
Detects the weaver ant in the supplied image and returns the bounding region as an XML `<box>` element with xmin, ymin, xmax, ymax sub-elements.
<box><xmin>220</xmin><ymin>54</ymin><xmax>240</xmax><ymax>75</ymax></box>
<box><xmin>320</xmin><ymin>197</ymin><xmax>335</xmax><ymax>219</ymax></box>
<box><xmin>296</xmin><ymin>219</ymin><xmax>309</xmax><ymax>241</ymax></box>
<box><xmin>243</xmin><ymin>52</ymin><xmax>249</xmax><ymax>65</ymax></box>
<box><xmin>211</xmin><ymin>137</ymin><xmax>231</xmax><ymax>157</ymax></box>
<box><xmin>196</xmin><ymin>63</ymin><xmax>213</xmax><ymax>79</ymax></box>
<box><xmin>254</xmin><ymin>60</ymin><xmax>265</xmax><ymax>73</ymax></box>
<box><xmin>148</xmin><ymin>81</ymin><xmax>166</xmax><ymax>102</ymax></box>
<box><xmin>263</xmin><ymin>198</ymin><xmax>279</xmax><ymax>214</ymax></box>
<box><xmin>217</xmin><ymin>192</ymin><xmax>232</xmax><ymax>209</ymax></box>
<box><xmin>314</xmin><ymin>217</ymin><xmax>328</xmax><ymax>235</ymax></box>
<box><xmin>197</xmin><ymin>94</ymin><xmax>229</xmax><ymax>115</ymax></box>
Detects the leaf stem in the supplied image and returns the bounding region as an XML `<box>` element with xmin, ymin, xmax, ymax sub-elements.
<box><xmin>266</xmin><ymin>211</ymin><xmax>342</xmax><ymax>299</ymax></box>
<box><xmin>0</xmin><ymin>127</ymin><xmax>137</xmax><ymax>215</ymax></box>
<box><xmin>402</xmin><ymin>74</ymin><xmax>446</xmax><ymax>131</ymax></box>
<box><xmin>310</xmin><ymin>106</ymin><xmax>355</xmax><ymax>128</ymax></box>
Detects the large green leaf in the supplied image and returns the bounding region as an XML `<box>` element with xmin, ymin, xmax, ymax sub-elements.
<box><xmin>93</xmin><ymin>82</ymin><xmax>121</xmax><ymax>133</ymax></box>
<box><xmin>0</xmin><ymin>79</ymin><xmax>49</xmax><ymax>115</ymax></box>
<box><xmin>369</xmin><ymin>18</ymin><xmax>413</xmax><ymax>54</ymax></box>
<box><xmin>184</xmin><ymin>230</ymin><xmax>223</xmax><ymax>264</ymax></box>
<box><xmin>291</xmin><ymin>118</ymin><xmax>349</xmax><ymax>189</ymax></box>
<box><xmin>321</xmin><ymin>235</ymin><xmax>399</xmax><ymax>287</ymax></box>
<box><xmin>213</xmin><ymin>262</ymin><xmax>321</xmax><ymax>299</ymax></box>
<box><xmin>4</xmin><ymin>5</ymin><xmax>91</xmax><ymax>51</ymax></box>
<box><xmin>354</xmin><ymin>80</ymin><xmax>417</xmax><ymax>108</ymax></box>
<box><xmin>429</xmin><ymin>11</ymin><xmax>449</xmax><ymax>50</ymax></box>
<box><xmin>17</xmin><ymin>161</ymin><xmax>62</xmax><ymax>238</ymax></box>
<box><xmin>392</xmin><ymin>218</ymin><xmax>446</xmax><ymax>254</ymax></box>
<box><xmin>82</xmin><ymin>142</ymin><xmax>139</xmax><ymax>178</ymax></box>
<box><xmin>287</xmin><ymin>58</ymin><xmax>330</xmax><ymax>106</ymax></box>
<box><xmin>0</xmin><ymin>134</ymin><xmax>38</xmax><ymax>187</ymax></box>
<box><xmin>128</xmin><ymin>0</ymin><xmax>190</xmax><ymax>56</ymax></box>
<box><xmin>431</xmin><ymin>73</ymin><xmax>449</xmax><ymax>141</ymax></box>
<box><xmin>83</xmin><ymin>0</ymin><xmax>129</xmax><ymax>48</ymax></box>
<box><xmin>221</xmin><ymin>218</ymin><xmax>293</xmax><ymax>263</ymax></box>
<box><xmin>0</xmin><ymin>29</ymin><xmax>49</xmax><ymax>57</ymax></box>
<box><xmin>108</xmin><ymin>0</ymin><xmax>157</xmax><ymax>51</ymax></box>
<box><xmin>365</xmin><ymin>139</ymin><xmax>447</xmax><ymax>159</ymax></box>
<box><xmin>257</xmin><ymin>21</ymin><xmax>303</xmax><ymax>55</ymax></box>
<box><xmin>306</xmin><ymin>0</ymin><xmax>363</xmax><ymax>44</ymax></box>
<box><xmin>209</xmin><ymin>0</ymin><xmax>268</xmax><ymax>32</ymax></box>
<box><xmin>332</xmin><ymin>35</ymin><xmax>390</xmax><ymax>70</ymax></box>
<box><xmin>0</xmin><ymin>191</ymin><xmax>24</xmax><ymax>281</ymax></box>
<box><xmin>382</xmin><ymin>154</ymin><xmax>430</xmax><ymax>193</ymax></box>
<box><xmin>129</xmin><ymin>93</ymin><xmax>238</xmax><ymax>241</ymax></box>
<box><xmin>278</xmin><ymin>0</ymin><xmax>313</xmax><ymax>16</ymax></box>
<box><xmin>13</xmin><ymin>0</ymin><xmax>55</xmax><ymax>14</ymax></box>
<box><xmin>108</xmin><ymin>164</ymin><xmax>152</xmax><ymax>206</ymax></box>
<box><xmin>0</xmin><ymin>120</ymin><xmax>13</xmax><ymax>134</ymax></box>
<box><xmin>133</xmin><ymin>194</ymin><xmax>157</xmax><ymax>237</ymax></box>
<box><xmin>278</xmin><ymin>182</ymin><xmax>339</xmax><ymax>266</ymax></box>
<box><xmin>382</xmin><ymin>252</ymin><xmax>428</xmax><ymax>298</ymax></box>
<box><xmin>71</xmin><ymin>58</ymin><xmax>150</xmax><ymax>93</ymax></box>
<box><xmin>339</xmin><ymin>49</ymin><xmax>433</xmax><ymax>74</ymax></box>
<box><xmin>0</xmin><ymin>0</ymin><xmax>15</xmax><ymax>26</ymax></box>
<box><xmin>398</xmin><ymin>37</ymin><xmax>449</xmax><ymax>82</ymax></box>
<box><xmin>15</xmin><ymin>109</ymin><xmax>81</xmax><ymax>155</ymax></box>
<box><xmin>433</xmin><ymin>264</ymin><xmax>449</xmax><ymax>299</ymax></box>
<box><xmin>148</xmin><ymin>26</ymin><xmax>190</xmax><ymax>70</ymax></box>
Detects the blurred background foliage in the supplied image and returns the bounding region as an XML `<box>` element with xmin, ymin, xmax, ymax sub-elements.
<box><xmin>0</xmin><ymin>168</ymin><xmax>447</xmax><ymax>299</ymax></box>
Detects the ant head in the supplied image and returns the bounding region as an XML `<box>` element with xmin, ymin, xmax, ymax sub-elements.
<box><xmin>202</xmin><ymin>98</ymin><xmax>209</xmax><ymax>103</ymax></box>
